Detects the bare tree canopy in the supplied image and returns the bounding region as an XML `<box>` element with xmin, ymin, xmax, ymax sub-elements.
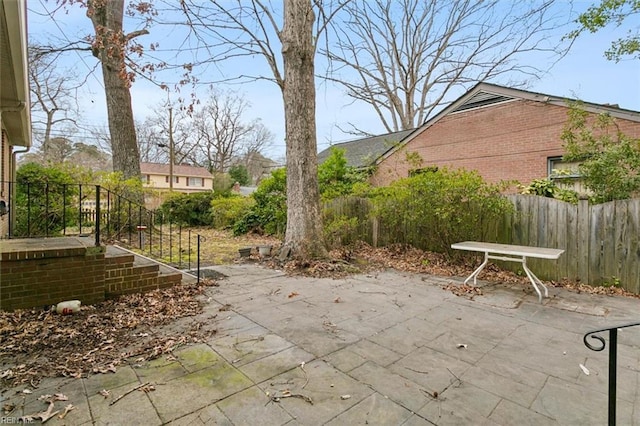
<box><xmin>28</xmin><ymin>45</ymin><xmax>82</xmax><ymax>155</ymax></box>
<box><xmin>325</xmin><ymin>0</ymin><xmax>571</xmax><ymax>134</ymax></box>
<box><xmin>34</xmin><ymin>0</ymin><xmax>163</xmax><ymax>179</ymax></box>
<box><xmin>137</xmin><ymin>91</ymin><xmax>274</xmax><ymax>175</ymax></box>
<box><xmin>179</xmin><ymin>0</ymin><xmax>346</xmax><ymax>259</ymax></box>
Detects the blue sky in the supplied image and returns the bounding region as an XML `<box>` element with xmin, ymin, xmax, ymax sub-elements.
<box><xmin>27</xmin><ymin>0</ymin><xmax>640</xmax><ymax>161</ymax></box>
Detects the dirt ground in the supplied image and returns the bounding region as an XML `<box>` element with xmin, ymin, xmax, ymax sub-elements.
<box><xmin>181</xmin><ymin>227</ymin><xmax>281</xmax><ymax>265</ymax></box>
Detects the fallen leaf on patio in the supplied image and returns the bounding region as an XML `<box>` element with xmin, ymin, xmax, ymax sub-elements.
<box><xmin>340</xmin><ymin>395</ymin><xmax>351</xmax><ymax>400</ymax></box>
<box><xmin>219</xmin><ymin>304</ymin><xmax>232</xmax><ymax>311</ymax></box>
<box><xmin>1</xmin><ymin>369</ymin><xmax>13</xmax><ymax>379</ymax></box>
<box><xmin>22</xmin><ymin>401</ymin><xmax>60</xmax><ymax>424</ymax></box>
<box><xmin>579</xmin><ymin>364</ymin><xmax>590</xmax><ymax>375</ymax></box>
<box><xmin>288</xmin><ymin>292</ymin><xmax>299</xmax><ymax>298</ymax></box>
<box><xmin>456</xmin><ymin>344</ymin><xmax>468</xmax><ymax>349</ymax></box>
<box><xmin>93</xmin><ymin>364</ymin><xmax>117</xmax><ymax>374</ymax></box>
<box><xmin>139</xmin><ymin>384</ymin><xmax>155</xmax><ymax>393</ymax></box>
<box><xmin>58</xmin><ymin>404</ymin><xmax>75</xmax><ymax>419</ymax></box>
<box><xmin>38</xmin><ymin>394</ymin><xmax>68</xmax><ymax>403</ymax></box>
<box><xmin>22</xmin><ymin>389</ymin><xmax>32</xmax><ymax>394</ymax></box>
<box><xmin>334</xmin><ymin>297</ymin><xmax>342</xmax><ymax>303</ymax></box>
<box><xmin>3</xmin><ymin>403</ymin><xmax>15</xmax><ymax>414</ymax></box>
<box><xmin>99</xmin><ymin>389</ymin><xmax>110</xmax><ymax>398</ymax></box>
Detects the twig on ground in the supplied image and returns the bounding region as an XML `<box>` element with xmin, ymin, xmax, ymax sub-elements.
<box><xmin>109</xmin><ymin>382</ymin><xmax>150</xmax><ymax>406</ymax></box>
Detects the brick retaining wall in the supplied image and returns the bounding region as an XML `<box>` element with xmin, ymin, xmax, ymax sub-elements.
<box><xmin>0</xmin><ymin>245</ymin><xmax>106</xmax><ymax>311</ymax></box>
<box><xmin>0</xmin><ymin>238</ymin><xmax>183</xmax><ymax>311</ymax></box>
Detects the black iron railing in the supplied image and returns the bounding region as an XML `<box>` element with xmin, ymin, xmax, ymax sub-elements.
<box><xmin>583</xmin><ymin>321</ymin><xmax>640</xmax><ymax>426</ymax></box>
<box><xmin>1</xmin><ymin>180</ymin><xmax>203</xmax><ymax>282</ymax></box>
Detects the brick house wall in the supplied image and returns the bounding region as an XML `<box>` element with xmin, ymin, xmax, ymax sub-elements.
<box><xmin>371</xmin><ymin>99</ymin><xmax>640</xmax><ymax>188</ymax></box>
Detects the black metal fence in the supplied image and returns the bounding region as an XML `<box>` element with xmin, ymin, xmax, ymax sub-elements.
<box><xmin>1</xmin><ymin>181</ymin><xmax>202</xmax><ymax>281</ymax></box>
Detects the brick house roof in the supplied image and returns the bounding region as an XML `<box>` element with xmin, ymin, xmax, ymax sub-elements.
<box><xmin>317</xmin><ymin>129</ymin><xmax>415</xmax><ymax>169</ymax></box>
<box><xmin>377</xmin><ymin>82</ymin><xmax>640</xmax><ymax>166</ymax></box>
<box><xmin>140</xmin><ymin>162</ymin><xmax>213</xmax><ymax>178</ymax></box>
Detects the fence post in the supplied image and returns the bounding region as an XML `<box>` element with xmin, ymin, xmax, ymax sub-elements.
<box><xmin>78</xmin><ymin>184</ymin><xmax>83</xmax><ymax>236</ymax></box>
<box><xmin>577</xmin><ymin>197</ymin><xmax>589</xmax><ymax>284</ymax></box>
<box><xmin>372</xmin><ymin>216</ymin><xmax>379</xmax><ymax>247</ymax></box>
<box><xmin>197</xmin><ymin>234</ymin><xmax>201</xmax><ymax>284</ymax></box>
<box><xmin>95</xmin><ymin>185</ymin><xmax>101</xmax><ymax>246</ymax></box>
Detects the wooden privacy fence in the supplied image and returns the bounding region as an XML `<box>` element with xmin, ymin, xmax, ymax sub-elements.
<box><xmin>324</xmin><ymin>195</ymin><xmax>640</xmax><ymax>293</ymax></box>
<box><xmin>500</xmin><ymin>195</ymin><xmax>640</xmax><ymax>293</ymax></box>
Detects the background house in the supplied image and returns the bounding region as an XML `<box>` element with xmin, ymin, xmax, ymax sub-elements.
<box><xmin>0</xmin><ymin>0</ymin><xmax>31</xmax><ymax>237</ymax></box>
<box><xmin>317</xmin><ymin>130</ymin><xmax>414</xmax><ymax>169</ymax></box>
<box><xmin>141</xmin><ymin>162</ymin><xmax>214</xmax><ymax>209</ymax></box>
<box><xmin>370</xmin><ymin>83</ymin><xmax>640</xmax><ymax>190</ymax></box>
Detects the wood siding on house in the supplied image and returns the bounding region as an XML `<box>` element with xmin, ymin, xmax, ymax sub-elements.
<box><xmin>371</xmin><ymin>99</ymin><xmax>640</xmax><ymax>188</ymax></box>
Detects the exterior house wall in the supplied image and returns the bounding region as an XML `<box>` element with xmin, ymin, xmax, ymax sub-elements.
<box><xmin>140</xmin><ymin>162</ymin><xmax>214</xmax><ymax>209</ymax></box>
<box><xmin>371</xmin><ymin>100</ymin><xmax>640</xmax><ymax>188</ymax></box>
<box><xmin>1</xmin><ymin>130</ymin><xmax>10</xmax><ymax>237</ymax></box>
<box><xmin>144</xmin><ymin>173</ymin><xmax>213</xmax><ymax>192</ymax></box>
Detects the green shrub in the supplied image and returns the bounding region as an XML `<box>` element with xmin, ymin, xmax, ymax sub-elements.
<box><xmin>229</xmin><ymin>164</ymin><xmax>251</xmax><ymax>186</ymax></box>
<box><xmin>15</xmin><ymin>163</ymin><xmax>78</xmax><ymax>237</ymax></box>
<box><xmin>520</xmin><ymin>178</ymin><xmax>579</xmax><ymax>203</ymax></box>
<box><xmin>370</xmin><ymin>167</ymin><xmax>512</xmax><ymax>258</ymax></box>
<box><xmin>324</xmin><ymin>214</ymin><xmax>359</xmax><ymax>250</ymax></box>
<box><xmin>211</xmin><ymin>195</ymin><xmax>255</xmax><ymax>229</ymax></box>
<box><xmin>318</xmin><ymin>147</ymin><xmax>370</xmax><ymax>200</ymax></box>
<box><xmin>158</xmin><ymin>191</ymin><xmax>215</xmax><ymax>226</ymax></box>
<box><xmin>233</xmin><ymin>168</ymin><xmax>286</xmax><ymax>236</ymax></box>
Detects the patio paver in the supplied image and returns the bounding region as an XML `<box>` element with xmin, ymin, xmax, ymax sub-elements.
<box><xmin>2</xmin><ymin>263</ymin><xmax>639</xmax><ymax>425</ymax></box>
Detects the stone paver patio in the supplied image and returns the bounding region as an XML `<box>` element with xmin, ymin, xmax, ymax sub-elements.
<box><xmin>2</xmin><ymin>264</ymin><xmax>639</xmax><ymax>425</ymax></box>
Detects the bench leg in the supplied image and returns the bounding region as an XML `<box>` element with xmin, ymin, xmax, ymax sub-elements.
<box><xmin>522</xmin><ymin>257</ymin><xmax>548</xmax><ymax>304</ymax></box>
<box><xmin>464</xmin><ymin>252</ymin><xmax>489</xmax><ymax>286</ymax></box>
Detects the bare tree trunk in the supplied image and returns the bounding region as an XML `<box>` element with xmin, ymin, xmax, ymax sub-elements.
<box><xmin>88</xmin><ymin>0</ymin><xmax>141</xmax><ymax>180</ymax></box>
<box><xmin>280</xmin><ymin>0</ymin><xmax>327</xmax><ymax>259</ymax></box>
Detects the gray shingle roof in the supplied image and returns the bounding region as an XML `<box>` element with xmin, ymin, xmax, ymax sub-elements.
<box><xmin>317</xmin><ymin>130</ymin><xmax>415</xmax><ymax>168</ymax></box>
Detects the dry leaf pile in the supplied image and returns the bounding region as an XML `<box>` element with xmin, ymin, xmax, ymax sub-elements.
<box><xmin>441</xmin><ymin>283</ymin><xmax>484</xmax><ymax>299</ymax></box>
<box><xmin>0</xmin><ymin>283</ymin><xmax>218</xmax><ymax>387</ymax></box>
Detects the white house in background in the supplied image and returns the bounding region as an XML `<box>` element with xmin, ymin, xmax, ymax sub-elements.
<box><xmin>140</xmin><ymin>162</ymin><xmax>214</xmax><ymax>209</ymax></box>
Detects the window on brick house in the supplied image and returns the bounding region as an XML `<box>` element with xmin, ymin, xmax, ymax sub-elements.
<box><xmin>548</xmin><ymin>157</ymin><xmax>581</xmax><ymax>180</ymax></box>
<box><xmin>165</xmin><ymin>175</ymin><xmax>169</xmax><ymax>183</ymax></box>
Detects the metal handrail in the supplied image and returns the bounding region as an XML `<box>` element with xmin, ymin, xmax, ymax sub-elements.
<box><xmin>1</xmin><ymin>180</ymin><xmax>202</xmax><ymax>282</ymax></box>
<box><xmin>583</xmin><ymin>321</ymin><xmax>640</xmax><ymax>426</ymax></box>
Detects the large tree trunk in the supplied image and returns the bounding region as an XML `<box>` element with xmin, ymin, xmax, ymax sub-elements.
<box><xmin>88</xmin><ymin>0</ymin><xmax>141</xmax><ymax>180</ymax></box>
<box><xmin>280</xmin><ymin>0</ymin><xmax>327</xmax><ymax>259</ymax></box>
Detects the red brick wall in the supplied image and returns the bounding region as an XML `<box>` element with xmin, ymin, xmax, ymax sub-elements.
<box><xmin>104</xmin><ymin>255</ymin><xmax>178</xmax><ymax>298</ymax></box>
<box><xmin>0</xmin><ymin>247</ymin><xmax>106</xmax><ymax>311</ymax></box>
<box><xmin>371</xmin><ymin>100</ymin><xmax>640</xmax><ymax>188</ymax></box>
<box><xmin>1</xmin><ymin>245</ymin><xmax>181</xmax><ymax>311</ymax></box>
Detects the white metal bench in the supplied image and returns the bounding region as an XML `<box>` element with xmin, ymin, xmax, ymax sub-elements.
<box><xmin>451</xmin><ymin>241</ymin><xmax>565</xmax><ymax>303</ymax></box>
